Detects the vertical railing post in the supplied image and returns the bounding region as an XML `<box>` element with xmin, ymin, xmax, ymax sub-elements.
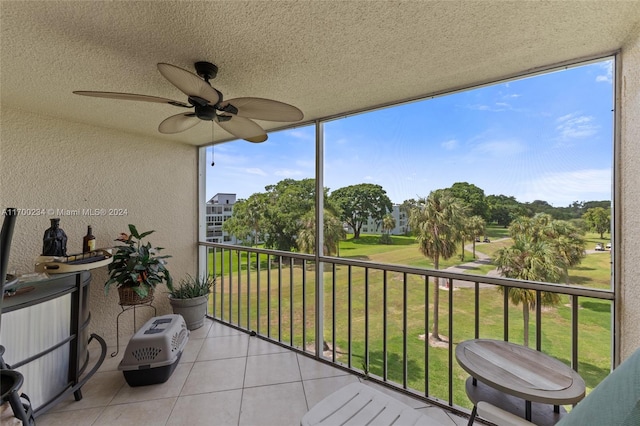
<box><xmin>402</xmin><ymin>272</ymin><xmax>408</xmax><ymax>388</ymax></box>
<box><xmin>267</xmin><ymin>254</ymin><xmax>272</xmax><ymax>338</ymax></box>
<box><xmin>302</xmin><ymin>260</ymin><xmax>307</xmax><ymax>352</ymax></box>
<box><xmin>220</xmin><ymin>248</ymin><xmax>225</xmax><ymax>321</ymax></box>
<box><xmin>364</xmin><ymin>267</ymin><xmax>369</xmax><ymax>375</ymax></box>
<box><xmin>536</xmin><ymin>291</ymin><xmax>542</xmax><ymax>351</ymax></box>
<box><xmin>425</xmin><ymin>274</ymin><xmax>430</xmax><ymax>395</ymax></box>
<box><xmin>503</xmin><ymin>286</ymin><xmax>509</xmax><ymax>342</ymax></box>
<box><xmin>347</xmin><ymin>265</ymin><xmax>352</xmax><ymax>368</ymax></box>
<box><xmin>448</xmin><ymin>277</ymin><xmax>454</xmax><ymax>405</ymax></box>
<box><xmin>237</xmin><ymin>250</ymin><xmax>241</xmax><ymax>326</ymax></box>
<box><xmin>256</xmin><ymin>252</ymin><xmax>261</xmax><ymax>335</ymax></box>
<box><xmin>278</xmin><ymin>256</ymin><xmax>282</xmax><ymax>342</ymax></box>
<box><xmin>332</xmin><ymin>263</ymin><xmax>336</xmax><ymax>362</ymax></box>
<box><xmin>247</xmin><ymin>250</ymin><xmax>251</xmax><ymax>331</ymax></box>
<box><xmin>212</xmin><ymin>247</ymin><xmax>217</xmax><ymax>318</ymax></box>
<box><xmin>383</xmin><ymin>270</ymin><xmax>388</xmax><ymax>381</ymax></box>
<box><xmin>290</xmin><ymin>257</ymin><xmax>294</xmax><ymax>347</ymax></box>
<box><xmin>229</xmin><ymin>249</ymin><xmax>233</xmax><ymax>324</ymax></box>
<box><xmin>572</xmin><ymin>295</ymin><xmax>579</xmax><ymax>371</ymax></box>
<box><xmin>474</xmin><ymin>282</ymin><xmax>480</xmax><ymax>339</ymax></box>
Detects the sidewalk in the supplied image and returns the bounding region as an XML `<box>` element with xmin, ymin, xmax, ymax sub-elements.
<box><xmin>439</xmin><ymin>240</ymin><xmax>503</xmax><ymax>289</ymax></box>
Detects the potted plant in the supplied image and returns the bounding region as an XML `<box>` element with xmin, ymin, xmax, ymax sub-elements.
<box><xmin>105</xmin><ymin>224</ymin><xmax>172</xmax><ymax>306</ymax></box>
<box><xmin>167</xmin><ymin>274</ymin><xmax>214</xmax><ymax>330</ymax></box>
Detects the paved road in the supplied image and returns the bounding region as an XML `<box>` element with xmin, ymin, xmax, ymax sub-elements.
<box><xmin>438</xmin><ymin>240</ymin><xmax>504</xmax><ymax>289</ymax></box>
<box><xmin>440</xmin><ymin>239</ymin><xmax>611</xmax><ymax>289</ymax></box>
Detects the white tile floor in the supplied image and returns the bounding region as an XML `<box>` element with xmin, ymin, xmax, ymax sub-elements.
<box><xmin>36</xmin><ymin>319</ymin><xmax>469</xmax><ymax>426</ymax></box>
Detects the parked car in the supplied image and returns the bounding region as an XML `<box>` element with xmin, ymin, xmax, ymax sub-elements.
<box><xmin>595</xmin><ymin>243</ymin><xmax>605</xmax><ymax>251</ymax></box>
<box><xmin>606</xmin><ymin>242</ymin><xmax>612</xmax><ymax>250</ymax></box>
<box><xmin>475</xmin><ymin>237</ymin><xmax>481</xmax><ymax>242</ymax></box>
<box><xmin>483</xmin><ymin>237</ymin><xmax>491</xmax><ymax>243</ymax></box>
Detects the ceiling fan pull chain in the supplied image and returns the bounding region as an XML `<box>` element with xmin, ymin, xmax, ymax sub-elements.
<box><xmin>211</xmin><ymin>123</ymin><xmax>215</xmax><ymax>167</ymax></box>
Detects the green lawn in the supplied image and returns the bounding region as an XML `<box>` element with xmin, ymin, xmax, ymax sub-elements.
<box><xmin>206</xmin><ymin>227</ymin><xmax>613</xmax><ymax>408</ymax></box>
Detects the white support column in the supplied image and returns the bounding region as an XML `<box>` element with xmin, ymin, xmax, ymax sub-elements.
<box><xmin>198</xmin><ymin>146</ymin><xmax>208</xmax><ymax>279</ymax></box>
<box><xmin>619</xmin><ymin>28</ymin><xmax>640</xmax><ymax>361</ymax></box>
<box><xmin>315</xmin><ymin>120</ymin><xmax>325</xmax><ymax>358</ymax></box>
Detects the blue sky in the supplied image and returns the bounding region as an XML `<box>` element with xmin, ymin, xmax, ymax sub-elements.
<box><xmin>206</xmin><ymin>58</ymin><xmax>613</xmax><ymax>206</ymax></box>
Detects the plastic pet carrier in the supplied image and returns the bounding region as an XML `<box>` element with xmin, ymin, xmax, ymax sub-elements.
<box><xmin>118</xmin><ymin>314</ymin><xmax>189</xmax><ymax>387</ymax></box>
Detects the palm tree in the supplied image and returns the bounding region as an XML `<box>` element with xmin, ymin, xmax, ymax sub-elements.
<box><xmin>409</xmin><ymin>190</ymin><xmax>468</xmax><ymax>342</ymax></box>
<box><xmin>495</xmin><ymin>213</ymin><xmax>585</xmax><ymax>346</ymax></box>
<box><xmin>466</xmin><ymin>215</ymin><xmax>486</xmax><ymax>259</ymax></box>
<box><xmin>495</xmin><ymin>238</ymin><xmax>562</xmax><ymax>347</ymax></box>
<box><xmin>547</xmin><ymin>219</ymin><xmax>586</xmax><ymax>284</ymax></box>
<box><xmin>297</xmin><ymin>210</ymin><xmax>345</xmax><ymax>256</ymax></box>
<box><xmin>380</xmin><ymin>213</ymin><xmax>396</xmax><ymax>244</ymax></box>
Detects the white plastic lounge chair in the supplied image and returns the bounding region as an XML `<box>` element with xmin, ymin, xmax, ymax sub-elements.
<box><xmin>301</xmin><ymin>381</ymin><xmax>448</xmax><ymax>426</ymax></box>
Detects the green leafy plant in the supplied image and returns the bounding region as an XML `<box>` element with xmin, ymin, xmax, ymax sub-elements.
<box><xmin>105</xmin><ymin>224</ymin><xmax>172</xmax><ymax>298</ymax></box>
<box><xmin>167</xmin><ymin>274</ymin><xmax>215</xmax><ymax>299</ymax></box>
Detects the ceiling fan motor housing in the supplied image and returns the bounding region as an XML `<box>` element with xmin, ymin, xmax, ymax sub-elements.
<box><xmin>194</xmin><ymin>104</ymin><xmax>218</xmax><ymax>121</ymax></box>
<box><xmin>194</xmin><ymin>61</ymin><xmax>218</xmax><ymax>81</ymax></box>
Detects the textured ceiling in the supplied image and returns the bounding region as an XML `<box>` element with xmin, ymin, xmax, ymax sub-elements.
<box><xmin>1</xmin><ymin>1</ymin><xmax>639</xmax><ymax>146</ymax></box>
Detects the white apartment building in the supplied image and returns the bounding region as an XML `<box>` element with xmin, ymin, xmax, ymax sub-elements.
<box><xmin>351</xmin><ymin>205</ymin><xmax>410</xmax><ymax>236</ymax></box>
<box><xmin>206</xmin><ymin>193</ymin><xmax>238</xmax><ymax>243</ymax></box>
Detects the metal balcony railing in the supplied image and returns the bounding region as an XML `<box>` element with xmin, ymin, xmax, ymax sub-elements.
<box><xmin>199</xmin><ymin>241</ymin><xmax>615</xmax><ymax>416</ymax></box>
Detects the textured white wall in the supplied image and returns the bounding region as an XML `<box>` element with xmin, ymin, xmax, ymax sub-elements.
<box><xmin>620</xmin><ymin>29</ymin><xmax>640</xmax><ymax>360</ymax></box>
<box><xmin>0</xmin><ymin>108</ymin><xmax>198</xmax><ymax>345</ymax></box>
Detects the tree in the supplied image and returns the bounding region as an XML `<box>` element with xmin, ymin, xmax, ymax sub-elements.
<box><xmin>486</xmin><ymin>194</ymin><xmax>528</xmax><ymax>227</ymax></box>
<box><xmin>582</xmin><ymin>207</ymin><xmax>611</xmax><ymax>239</ymax></box>
<box><xmin>449</xmin><ymin>182</ymin><xmax>489</xmax><ymax>220</ymax></box>
<box><xmin>409</xmin><ymin>189</ymin><xmax>468</xmax><ymax>342</ymax></box>
<box><xmin>495</xmin><ymin>239</ymin><xmax>562</xmax><ymax>347</ymax></box>
<box><xmin>494</xmin><ymin>213</ymin><xmax>585</xmax><ymax>346</ymax></box>
<box><xmin>222</xmin><ymin>195</ymin><xmax>266</xmax><ymax>245</ymax></box>
<box><xmin>466</xmin><ymin>215</ymin><xmax>486</xmax><ymax>259</ymax></box>
<box><xmin>399</xmin><ymin>198</ymin><xmax>419</xmax><ymax>235</ymax></box>
<box><xmin>330</xmin><ymin>184</ymin><xmax>393</xmax><ymax>239</ymax></box>
<box><xmin>297</xmin><ymin>210</ymin><xmax>346</xmax><ymax>256</ymax></box>
<box><xmin>380</xmin><ymin>213</ymin><xmax>396</xmax><ymax>244</ymax></box>
<box><xmin>224</xmin><ymin>179</ymin><xmax>327</xmax><ymax>252</ymax></box>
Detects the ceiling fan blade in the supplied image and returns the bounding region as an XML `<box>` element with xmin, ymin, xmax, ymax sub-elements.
<box><xmin>157</xmin><ymin>63</ymin><xmax>220</xmax><ymax>105</ymax></box>
<box><xmin>73</xmin><ymin>91</ymin><xmax>191</xmax><ymax>108</ymax></box>
<box><xmin>215</xmin><ymin>115</ymin><xmax>268</xmax><ymax>143</ymax></box>
<box><xmin>158</xmin><ymin>112</ymin><xmax>200</xmax><ymax>134</ymax></box>
<box><xmin>221</xmin><ymin>97</ymin><xmax>304</xmax><ymax>122</ymax></box>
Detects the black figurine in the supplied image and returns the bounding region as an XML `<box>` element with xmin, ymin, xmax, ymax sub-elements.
<box><xmin>42</xmin><ymin>218</ymin><xmax>67</xmax><ymax>256</ymax></box>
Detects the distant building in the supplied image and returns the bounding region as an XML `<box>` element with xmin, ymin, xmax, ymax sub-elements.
<box><xmin>347</xmin><ymin>204</ymin><xmax>410</xmax><ymax>235</ymax></box>
<box><xmin>206</xmin><ymin>193</ymin><xmax>238</xmax><ymax>243</ymax></box>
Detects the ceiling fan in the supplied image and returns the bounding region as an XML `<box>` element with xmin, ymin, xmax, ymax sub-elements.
<box><xmin>73</xmin><ymin>61</ymin><xmax>304</xmax><ymax>143</ymax></box>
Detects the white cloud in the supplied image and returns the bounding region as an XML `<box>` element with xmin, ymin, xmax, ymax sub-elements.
<box><xmin>471</xmin><ymin>139</ymin><xmax>526</xmax><ymax>157</ymax></box>
<box><xmin>464</xmin><ymin>103</ymin><xmax>513</xmax><ymax>112</ymax></box>
<box><xmin>274</xmin><ymin>169</ymin><xmax>304</xmax><ymax>177</ymax></box>
<box><xmin>595</xmin><ymin>60</ymin><xmax>613</xmax><ymax>84</ymax></box>
<box><xmin>519</xmin><ymin>169</ymin><xmax>611</xmax><ymax>206</ymax></box>
<box><xmin>556</xmin><ymin>112</ymin><xmax>598</xmax><ymax>140</ymax></box>
<box><xmin>244</xmin><ymin>167</ymin><xmax>267</xmax><ymax>176</ymax></box>
<box><xmin>441</xmin><ymin>139</ymin><xmax>458</xmax><ymax>150</ymax></box>
<box><xmin>465</xmin><ymin>104</ymin><xmax>492</xmax><ymax>111</ymax></box>
<box><xmin>286</xmin><ymin>129</ymin><xmax>314</xmax><ymax>141</ymax></box>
